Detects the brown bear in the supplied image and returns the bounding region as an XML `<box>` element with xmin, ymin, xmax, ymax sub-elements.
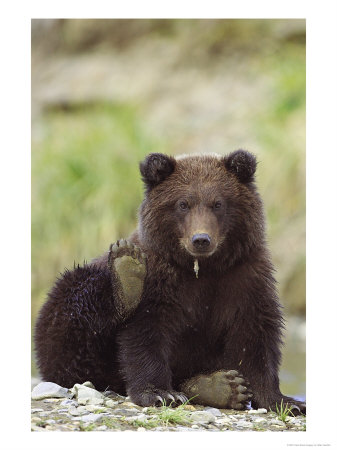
<box><xmin>34</xmin><ymin>150</ymin><xmax>306</xmax><ymax>414</ymax></box>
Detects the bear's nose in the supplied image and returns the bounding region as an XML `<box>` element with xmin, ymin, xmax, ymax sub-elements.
<box><xmin>191</xmin><ymin>233</ymin><xmax>211</xmax><ymax>250</ymax></box>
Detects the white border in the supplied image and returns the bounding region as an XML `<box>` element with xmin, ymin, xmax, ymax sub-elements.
<box><xmin>1</xmin><ymin>1</ymin><xmax>336</xmax><ymax>449</ymax></box>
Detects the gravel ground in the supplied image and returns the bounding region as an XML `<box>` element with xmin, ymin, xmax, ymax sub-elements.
<box><xmin>31</xmin><ymin>380</ymin><xmax>306</xmax><ymax>432</ymax></box>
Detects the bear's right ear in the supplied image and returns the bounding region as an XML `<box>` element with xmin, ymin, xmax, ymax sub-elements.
<box><xmin>140</xmin><ymin>153</ymin><xmax>176</xmax><ymax>191</ymax></box>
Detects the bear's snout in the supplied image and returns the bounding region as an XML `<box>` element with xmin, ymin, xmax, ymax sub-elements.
<box><xmin>191</xmin><ymin>233</ymin><xmax>211</xmax><ymax>251</ymax></box>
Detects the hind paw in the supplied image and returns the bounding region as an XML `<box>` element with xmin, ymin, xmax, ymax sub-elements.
<box><xmin>180</xmin><ymin>369</ymin><xmax>252</xmax><ymax>410</ymax></box>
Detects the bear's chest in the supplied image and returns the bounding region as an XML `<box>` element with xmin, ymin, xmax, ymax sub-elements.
<box><xmin>176</xmin><ymin>272</ymin><xmax>236</xmax><ymax>332</ymax></box>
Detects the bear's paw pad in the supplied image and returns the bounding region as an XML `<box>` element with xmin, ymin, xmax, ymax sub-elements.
<box><xmin>180</xmin><ymin>369</ymin><xmax>252</xmax><ymax>410</ymax></box>
<box><xmin>108</xmin><ymin>239</ymin><xmax>147</xmax><ymax>316</ymax></box>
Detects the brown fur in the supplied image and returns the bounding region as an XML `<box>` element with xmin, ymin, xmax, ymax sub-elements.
<box><xmin>34</xmin><ymin>150</ymin><xmax>305</xmax><ymax>413</ymax></box>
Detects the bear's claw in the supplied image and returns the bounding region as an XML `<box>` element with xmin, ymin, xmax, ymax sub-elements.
<box><xmin>131</xmin><ymin>387</ymin><xmax>188</xmax><ymax>407</ymax></box>
<box><xmin>108</xmin><ymin>239</ymin><xmax>147</xmax><ymax>319</ymax></box>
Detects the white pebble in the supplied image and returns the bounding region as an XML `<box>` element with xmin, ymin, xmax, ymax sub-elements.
<box><xmin>254</xmin><ymin>417</ymin><xmax>267</xmax><ymax>423</ymax></box>
<box><xmin>105</xmin><ymin>399</ymin><xmax>118</xmax><ymax>408</ymax></box>
<box><xmin>45</xmin><ymin>419</ymin><xmax>56</xmax><ymax>425</ymax></box>
<box><xmin>236</xmin><ymin>420</ymin><xmax>253</xmax><ymax>428</ymax></box>
<box><xmin>248</xmin><ymin>408</ymin><xmax>267</xmax><ymax>414</ymax></box>
<box><xmin>190</xmin><ymin>411</ymin><xmax>216</xmax><ymax>424</ymax></box>
<box><xmin>270</xmin><ymin>419</ymin><xmax>285</xmax><ymax>426</ymax></box>
<box><xmin>204</xmin><ymin>407</ymin><xmax>222</xmax><ymax>417</ymax></box>
<box><xmin>77</xmin><ymin>413</ymin><xmax>104</xmax><ymax>423</ymax></box>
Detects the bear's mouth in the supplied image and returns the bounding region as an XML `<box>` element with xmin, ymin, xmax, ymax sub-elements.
<box><xmin>186</xmin><ymin>248</ymin><xmax>216</xmax><ymax>258</ymax></box>
<box><xmin>179</xmin><ymin>237</ymin><xmax>217</xmax><ymax>258</ymax></box>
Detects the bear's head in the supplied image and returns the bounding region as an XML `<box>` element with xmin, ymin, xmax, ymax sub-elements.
<box><xmin>138</xmin><ymin>151</ymin><xmax>264</xmax><ymax>271</ymax></box>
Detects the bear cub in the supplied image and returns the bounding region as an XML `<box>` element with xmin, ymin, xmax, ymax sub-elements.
<box><xmin>35</xmin><ymin>150</ymin><xmax>306</xmax><ymax>414</ymax></box>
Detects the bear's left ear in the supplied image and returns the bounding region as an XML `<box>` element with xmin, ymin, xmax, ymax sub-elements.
<box><xmin>140</xmin><ymin>153</ymin><xmax>176</xmax><ymax>191</ymax></box>
<box><xmin>223</xmin><ymin>150</ymin><xmax>257</xmax><ymax>183</ymax></box>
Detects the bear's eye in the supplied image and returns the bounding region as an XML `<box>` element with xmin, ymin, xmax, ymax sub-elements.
<box><xmin>179</xmin><ymin>201</ymin><xmax>189</xmax><ymax>211</ymax></box>
<box><xmin>214</xmin><ymin>201</ymin><xmax>222</xmax><ymax>210</ymax></box>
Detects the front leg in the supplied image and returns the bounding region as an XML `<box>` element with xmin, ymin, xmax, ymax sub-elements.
<box><xmin>226</xmin><ymin>316</ymin><xmax>306</xmax><ymax>415</ymax></box>
<box><xmin>118</xmin><ymin>308</ymin><xmax>187</xmax><ymax>407</ymax></box>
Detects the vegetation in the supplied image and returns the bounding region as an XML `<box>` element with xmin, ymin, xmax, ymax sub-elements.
<box><xmin>79</xmin><ymin>422</ymin><xmax>96</xmax><ymax>431</ymax></box>
<box><xmin>274</xmin><ymin>399</ymin><xmax>295</xmax><ymax>422</ymax></box>
<box><xmin>132</xmin><ymin>402</ymin><xmax>192</xmax><ymax>429</ymax></box>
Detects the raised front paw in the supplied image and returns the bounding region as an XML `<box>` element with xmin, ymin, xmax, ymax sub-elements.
<box><xmin>180</xmin><ymin>369</ymin><xmax>252</xmax><ymax>410</ymax></box>
<box><xmin>129</xmin><ymin>387</ymin><xmax>188</xmax><ymax>407</ymax></box>
<box><xmin>108</xmin><ymin>239</ymin><xmax>147</xmax><ymax>318</ymax></box>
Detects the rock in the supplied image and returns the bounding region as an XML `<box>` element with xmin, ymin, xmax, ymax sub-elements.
<box><xmin>83</xmin><ymin>405</ymin><xmax>99</xmax><ymax>413</ymax></box>
<box><xmin>191</xmin><ymin>424</ymin><xmax>199</xmax><ymax>429</ymax></box>
<box><xmin>228</xmin><ymin>415</ymin><xmax>238</xmax><ymax>421</ymax></box>
<box><xmin>236</xmin><ymin>420</ymin><xmax>254</xmax><ymax>428</ymax></box>
<box><xmin>190</xmin><ymin>411</ymin><xmax>216</xmax><ymax>424</ymax></box>
<box><xmin>78</xmin><ymin>397</ymin><xmax>104</xmax><ymax>406</ymax></box>
<box><xmin>60</xmin><ymin>399</ymin><xmax>78</xmax><ymax>407</ymax></box>
<box><xmin>105</xmin><ymin>399</ymin><xmax>118</xmax><ymax>408</ymax></box>
<box><xmin>271</xmin><ymin>424</ymin><xmax>287</xmax><ymax>430</ymax></box>
<box><xmin>45</xmin><ymin>419</ymin><xmax>56</xmax><ymax>425</ymax></box>
<box><xmin>270</xmin><ymin>419</ymin><xmax>285</xmax><ymax>426</ymax></box>
<box><xmin>70</xmin><ymin>382</ymin><xmax>105</xmax><ymax>405</ymax></box>
<box><xmin>31</xmin><ymin>408</ymin><xmax>44</xmax><ymax>413</ymax></box>
<box><xmin>286</xmin><ymin>417</ymin><xmax>300</xmax><ymax>424</ymax></box>
<box><xmin>216</xmin><ymin>417</ymin><xmax>232</xmax><ymax>425</ymax></box>
<box><xmin>68</xmin><ymin>406</ymin><xmax>88</xmax><ymax>416</ymax></box>
<box><xmin>134</xmin><ymin>413</ymin><xmax>146</xmax><ymax>421</ymax></box>
<box><xmin>31</xmin><ymin>417</ymin><xmax>42</xmax><ymax>423</ymax></box>
<box><xmin>77</xmin><ymin>413</ymin><xmax>104</xmax><ymax>423</ymax></box>
<box><xmin>31</xmin><ymin>382</ymin><xmax>71</xmax><ymax>400</ymax></box>
<box><xmin>96</xmin><ymin>425</ymin><xmax>108</xmax><ymax>431</ymax></box>
<box><xmin>120</xmin><ymin>401</ymin><xmax>140</xmax><ymax>408</ymax></box>
<box><xmin>111</xmin><ymin>408</ymin><xmax>141</xmax><ymax>417</ymax></box>
<box><xmin>248</xmin><ymin>408</ymin><xmax>268</xmax><ymax>414</ymax></box>
<box><xmin>81</xmin><ymin>381</ymin><xmax>95</xmax><ymax>389</ymax></box>
<box><xmin>182</xmin><ymin>405</ymin><xmax>196</xmax><ymax>411</ymax></box>
<box><xmin>253</xmin><ymin>417</ymin><xmax>267</xmax><ymax>423</ymax></box>
<box><xmin>204</xmin><ymin>407</ymin><xmax>222</xmax><ymax>417</ymax></box>
<box><xmin>137</xmin><ymin>427</ymin><xmax>146</xmax><ymax>432</ymax></box>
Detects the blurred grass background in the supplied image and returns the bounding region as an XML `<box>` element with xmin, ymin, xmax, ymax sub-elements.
<box><xmin>31</xmin><ymin>19</ymin><xmax>305</xmax><ymax>397</ymax></box>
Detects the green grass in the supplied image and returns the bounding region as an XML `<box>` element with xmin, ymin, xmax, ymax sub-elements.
<box><xmin>274</xmin><ymin>399</ymin><xmax>295</xmax><ymax>422</ymax></box>
<box><xmin>149</xmin><ymin>403</ymin><xmax>192</xmax><ymax>426</ymax></box>
<box><xmin>131</xmin><ymin>418</ymin><xmax>159</xmax><ymax>429</ymax></box>
<box><xmin>100</xmin><ymin>417</ymin><xmax>120</xmax><ymax>430</ymax></box>
<box><xmin>132</xmin><ymin>402</ymin><xmax>192</xmax><ymax>429</ymax></box>
<box><xmin>79</xmin><ymin>423</ymin><xmax>96</xmax><ymax>431</ymax></box>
